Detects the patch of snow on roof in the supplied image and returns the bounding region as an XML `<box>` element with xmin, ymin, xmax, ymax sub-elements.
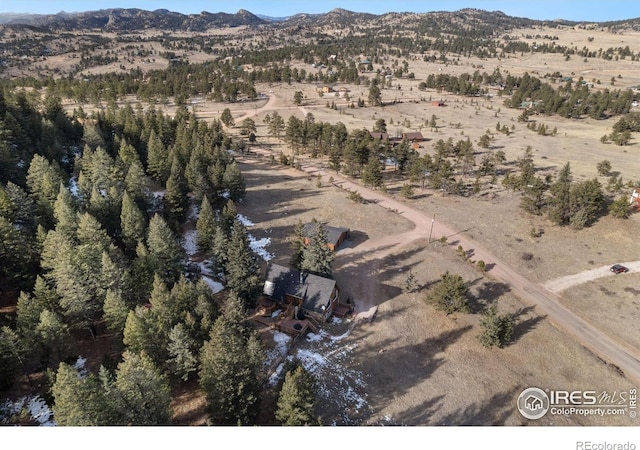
<box><xmin>249</xmin><ymin>235</ymin><xmax>273</xmax><ymax>261</ymax></box>
<box><xmin>182</xmin><ymin>229</ymin><xmax>198</xmax><ymax>256</ymax></box>
<box><xmin>236</xmin><ymin>214</ymin><xmax>254</xmax><ymax>226</ymax></box>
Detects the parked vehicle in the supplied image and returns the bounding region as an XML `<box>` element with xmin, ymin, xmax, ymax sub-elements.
<box><xmin>610</xmin><ymin>264</ymin><xmax>629</xmax><ymax>274</ymax></box>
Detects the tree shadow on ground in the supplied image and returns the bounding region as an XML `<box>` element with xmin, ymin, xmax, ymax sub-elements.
<box><xmin>352</xmin><ymin>325</ymin><xmax>472</xmax><ymax>414</ymax></box>
<box><xmin>470</xmin><ymin>281</ymin><xmax>512</xmax><ymax>314</ymax></box>
<box><xmin>434</xmin><ymin>386</ymin><xmax>520</xmax><ymax>425</ymax></box>
<box><xmin>508</xmin><ymin>305</ymin><xmax>546</xmax><ymax>345</ymax></box>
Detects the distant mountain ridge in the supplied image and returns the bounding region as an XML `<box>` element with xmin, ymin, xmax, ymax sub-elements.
<box><xmin>0</xmin><ymin>6</ymin><xmax>638</xmax><ymax>31</ymax></box>
<box><xmin>0</xmin><ymin>8</ymin><xmax>265</xmax><ymax>31</ymax></box>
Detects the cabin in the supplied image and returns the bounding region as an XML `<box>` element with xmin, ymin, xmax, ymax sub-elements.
<box><xmin>370</xmin><ymin>132</ymin><xmax>389</xmax><ymax>142</ymax></box>
<box><xmin>303</xmin><ymin>223</ymin><xmax>350</xmax><ymax>251</ymax></box>
<box><xmin>262</xmin><ymin>263</ymin><xmax>341</xmax><ymax>324</ymax></box>
<box><xmin>401</xmin><ymin>132</ymin><xmax>424</xmax><ymax>143</ymax></box>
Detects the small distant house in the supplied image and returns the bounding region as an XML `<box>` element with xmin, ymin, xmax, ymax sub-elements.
<box><xmin>370</xmin><ymin>132</ymin><xmax>389</xmax><ymax>142</ymax></box>
<box><xmin>322</xmin><ymin>86</ymin><xmax>334</xmax><ymax>94</ymax></box>
<box><xmin>401</xmin><ymin>132</ymin><xmax>424</xmax><ymax>142</ymax></box>
<box><xmin>303</xmin><ymin>223</ymin><xmax>350</xmax><ymax>252</ymax></box>
<box><xmin>519</xmin><ymin>101</ymin><xmax>540</xmax><ymax>109</ymax></box>
<box><xmin>262</xmin><ymin>263</ymin><xmax>340</xmax><ymax>323</ymax></box>
<box><xmin>432</xmin><ymin>100</ymin><xmax>445</xmax><ymax>107</ymax></box>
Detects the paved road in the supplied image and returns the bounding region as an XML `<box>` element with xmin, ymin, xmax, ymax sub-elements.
<box><xmin>242</xmin><ymin>147</ymin><xmax>640</xmax><ymax>386</ymax></box>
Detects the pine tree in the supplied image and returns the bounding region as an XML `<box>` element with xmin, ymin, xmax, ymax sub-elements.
<box><xmin>479</xmin><ymin>304</ymin><xmax>514</xmax><ymax>349</ymax></box>
<box><xmin>0</xmin><ymin>327</ymin><xmax>21</xmax><ymax>390</ymax></box>
<box><xmin>147</xmin><ymin>129</ymin><xmax>170</xmax><ymax>184</ymax></box>
<box><xmin>224</xmin><ymin>220</ymin><xmax>261</xmax><ymax>309</ymax></box>
<box><xmin>124</xmin><ymin>160</ymin><xmax>152</xmax><ymax>211</ymax></box>
<box><xmin>167</xmin><ymin>323</ymin><xmax>198</xmax><ymax>381</ymax></box>
<box><xmin>53</xmin><ymin>185</ymin><xmax>78</xmax><ymax>240</ymax></box>
<box><xmin>164</xmin><ymin>156</ymin><xmax>189</xmax><ymax>231</ymax></box>
<box><xmin>276</xmin><ymin>364</ymin><xmax>317</xmax><ymax>426</ymax></box>
<box><xmin>147</xmin><ymin>214</ymin><xmax>185</xmax><ymax>285</ymax></box>
<box><xmin>103</xmin><ymin>289</ymin><xmax>129</xmax><ymax>336</ymax></box>
<box><xmin>52</xmin><ymin>363</ymin><xmax>108</xmax><ymax>426</ymax></box>
<box><xmin>301</xmin><ymin>219</ymin><xmax>334</xmax><ymax>278</ymax></box>
<box><xmin>199</xmin><ymin>316</ymin><xmax>263</xmax><ymax>425</ymax></box>
<box><xmin>3</xmin><ymin>181</ymin><xmax>37</xmax><ymax>231</ymax></box>
<box><xmin>222</xmin><ymin>160</ymin><xmax>245</xmax><ymax>201</ymax></box>
<box><xmin>548</xmin><ymin>162</ymin><xmax>573</xmax><ymax>225</ymax></box>
<box><xmin>289</xmin><ymin>220</ymin><xmax>306</xmax><ymax>270</ymax></box>
<box><xmin>0</xmin><ymin>216</ymin><xmax>38</xmax><ymax>289</ymax></box>
<box><xmin>26</xmin><ymin>154</ymin><xmax>63</xmax><ymax>228</ymax></box>
<box><xmin>122</xmin><ymin>306</ymin><xmax>166</xmax><ymax>366</ymax></box>
<box><xmin>361</xmin><ymin>157</ymin><xmax>383</xmax><ymax>188</ymax></box>
<box><xmin>195</xmin><ymin>195</ymin><xmax>217</xmax><ymax>252</ymax></box>
<box><xmin>120</xmin><ymin>190</ymin><xmax>147</xmax><ymax>252</ymax></box>
<box><xmin>36</xmin><ymin>309</ymin><xmax>74</xmax><ymax>367</ymax></box>
<box><xmin>111</xmin><ymin>351</ymin><xmax>172</xmax><ymax>425</ymax></box>
<box><xmin>220</xmin><ymin>199</ymin><xmax>237</xmax><ymax>235</ymax></box>
<box><xmin>425</xmin><ymin>271</ymin><xmax>470</xmax><ymax>315</ymax></box>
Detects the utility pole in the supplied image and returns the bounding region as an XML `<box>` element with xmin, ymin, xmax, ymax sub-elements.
<box><xmin>428</xmin><ymin>213</ymin><xmax>435</xmax><ymax>244</ymax></box>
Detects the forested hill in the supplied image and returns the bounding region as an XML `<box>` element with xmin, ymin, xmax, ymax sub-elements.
<box><xmin>3</xmin><ymin>6</ymin><xmax>639</xmax><ymax>33</ymax></box>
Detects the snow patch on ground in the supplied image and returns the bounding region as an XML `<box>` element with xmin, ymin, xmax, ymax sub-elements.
<box><xmin>201</xmin><ymin>276</ymin><xmax>224</xmax><ymax>293</ymax></box>
<box><xmin>182</xmin><ymin>229</ymin><xmax>198</xmax><ymax>256</ymax></box>
<box><xmin>265</xmin><ymin>332</ymin><xmax>293</xmax><ymax>386</ymax></box>
<box><xmin>69</xmin><ymin>177</ymin><xmax>80</xmax><ymax>197</ymax></box>
<box><xmin>74</xmin><ymin>356</ymin><xmax>88</xmax><ymax>378</ymax></box>
<box><xmin>236</xmin><ymin>214</ymin><xmax>254</xmax><ymax>227</ymax></box>
<box><xmin>1</xmin><ymin>395</ymin><xmax>55</xmax><ymax>426</ymax></box>
<box><xmin>188</xmin><ymin>202</ymin><xmax>200</xmax><ymax>221</ymax></box>
<box><xmin>249</xmin><ymin>235</ymin><xmax>273</xmax><ymax>261</ymax></box>
<box><xmin>289</xmin><ymin>327</ymin><xmax>368</xmax><ymax>425</ymax></box>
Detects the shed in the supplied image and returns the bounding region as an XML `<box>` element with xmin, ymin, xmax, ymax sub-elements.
<box><xmin>303</xmin><ymin>223</ymin><xmax>350</xmax><ymax>251</ymax></box>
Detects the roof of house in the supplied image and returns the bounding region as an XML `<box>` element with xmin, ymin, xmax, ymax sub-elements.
<box><xmin>402</xmin><ymin>132</ymin><xmax>424</xmax><ymax>141</ymax></box>
<box><xmin>263</xmin><ymin>263</ymin><xmax>337</xmax><ymax>314</ymax></box>
<box><xmin>303</xmin><ymin>223</ymin><xmax>350</xmax><ymax>247</ymax></box>
<box><xmin>370</xmin><ymin>132</ymin><xmax>389</xmax><ymax>142</ymax></box>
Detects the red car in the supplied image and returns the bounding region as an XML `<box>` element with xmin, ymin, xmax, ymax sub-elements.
<box><xmin>610</xmin><ymin>264</ymin><xmax>629</xmax><ymax>274</ymax></box>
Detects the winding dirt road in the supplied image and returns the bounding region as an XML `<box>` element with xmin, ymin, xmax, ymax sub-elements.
<box><xmin>244</xmin><ymin>148</ymin><xmax>640</xmax><ymax>386</ymax></box>
<box><xmin>236</xmin><ymin>96</ymin><xmax>640</xmax><ymax>386</ymax></box>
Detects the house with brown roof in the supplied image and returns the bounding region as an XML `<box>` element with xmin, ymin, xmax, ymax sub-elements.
<box><xmin>262</xmin><ymin>263</ymin><xmax>341</xmax><ymax>324</ymax></box>
<box><xmin>401</xmin><ymin>132</ymin><xmax>424</xmax><ymax>142</ymax></box>
<box><xmin>303</xmin><ymin>223</ymin><xmax>350</xmax><ymax>251</ymax></box>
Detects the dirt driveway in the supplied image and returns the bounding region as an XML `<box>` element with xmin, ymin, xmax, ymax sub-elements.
<box><xmin>238</xmin><ymin>152</ymin><xmax>637</xmax><ymax>425</ymax></box>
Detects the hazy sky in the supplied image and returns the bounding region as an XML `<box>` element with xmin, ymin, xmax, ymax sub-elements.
<box><xmin>1</xmin><ymin>0</ymin><xmax>639</xmax><ymax>22</ymax></box>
